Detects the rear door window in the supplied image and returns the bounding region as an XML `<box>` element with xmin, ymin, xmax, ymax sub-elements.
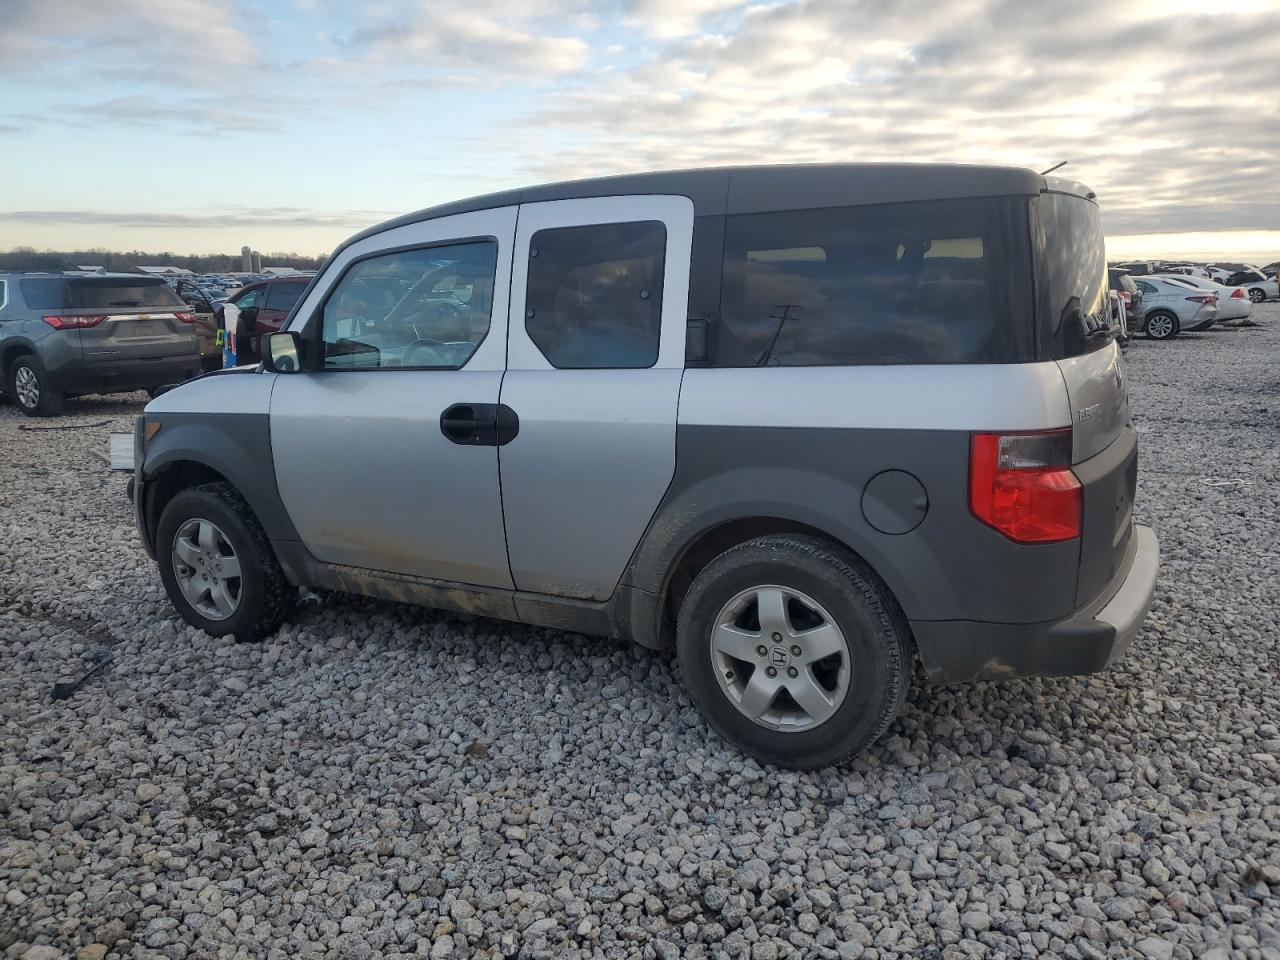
<box><xmin>66</xmin><ymin>278</ymin><xmax>185</xmax><ymax>309</ymax></box>
<box><xmin>717</xmin><ymin>197</ymin><xmax>1032</xmax><ymax>366</ymax></box>
<box><xmin>524</xmin><ymin>221</ymin><xmax>666</xmax><ymax>369</ymax></box>
<box><xmin>19</xmin><ymin>278</ymin><xmax>67</xmax><ymax>310</ymax></box>
<box><xmin>265</xmin><ymin>282</ymin><xmax>305</xmax><ymax>312</ymax></box>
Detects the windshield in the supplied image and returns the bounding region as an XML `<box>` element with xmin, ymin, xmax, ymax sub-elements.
<box><xmin>67</xmin><ymin>277</ymin><xmax>185</xmax><ymax>309</ymax></box>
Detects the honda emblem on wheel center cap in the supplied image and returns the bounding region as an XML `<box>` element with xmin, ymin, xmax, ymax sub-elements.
<box><xmin>769</xmin><ymin>646</ymin><xmax>790</xmax><ymax>668</ymax></box>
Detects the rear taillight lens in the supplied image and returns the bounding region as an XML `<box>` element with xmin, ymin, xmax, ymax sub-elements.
<box><xmin>42</xmin><ymin>314</ymin><xmax>105</xmax><ymax>329</ymax></box>
<box><xmin>969</xmin><ymin>429</ymin><xmax>1081</xmax><ymax>543</ymax></box>
<box><xmin>174</xmin><ymin>312</ymin><xmax>196</xmax><ymax>323</ymax></box>
<box><xmin>1185</xmin><ymin>295</ymin><xmax>1214</xmax><ymax>304</ymax></box>
<box><xmin>1231</xmin><ymin>288</ymin><xmax>1245</xmax><ymax>299</ymax></box>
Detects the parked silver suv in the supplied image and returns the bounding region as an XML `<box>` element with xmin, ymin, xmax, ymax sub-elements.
<box><xmin>132</xmin><ymin>164</ymin><xmax>1160</xmax><ymax>768</ymax></box>
<box><xmin>1</xmin><ymin>272</ymin><xmax>200</xmax><ymax>416</ymax></box>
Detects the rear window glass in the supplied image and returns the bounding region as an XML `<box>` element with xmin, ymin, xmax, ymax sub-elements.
<box><xmin>1035</xmin><ymin>193</ymin><xmax>1110</xmax><ymax>358</ymax></box>
<box><xmin>525</xmin><ymin>221</ymin><xmax>666</xmax><ymax>369</ymax></box>
<box><xmin>67</xmin><ymin>278</ymin><xmax>184</xmax><ymax>309</ymax></box>
<box><xmin>265</xmin><ymin>282</ymin><xmax>305</xmax><ymax>312</ymax></box>
<box><xmin>20</xmin><ymin>278</ymin><xmax>67</xmax><ymax>310</ymax></box>
<box><xmin>717</xmin><ymin>197</ymin><xmax>1032</xmax><ymax>366</ymax></box>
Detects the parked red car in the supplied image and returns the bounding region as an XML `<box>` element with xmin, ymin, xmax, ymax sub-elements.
<box><xmin>216</xmin><ymin>276</ymin><xmax>312</xmax><ymax>365</ymax></box>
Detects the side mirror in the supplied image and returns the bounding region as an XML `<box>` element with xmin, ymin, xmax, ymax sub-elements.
<box><xmin>262</xmin><ymin>331</ymin><xmax>303</xmax><ymax>373</ymax></box>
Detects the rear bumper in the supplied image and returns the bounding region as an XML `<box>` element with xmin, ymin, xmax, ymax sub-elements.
<box><xmin>53</xmin><ymin>356</ymin><xmax>201</xmax><ymax>396</ymax></box>
<box><xmin>911</xmin><ymin>523</ymin><xmax>1159</xmax><ymax>684</ymax></box>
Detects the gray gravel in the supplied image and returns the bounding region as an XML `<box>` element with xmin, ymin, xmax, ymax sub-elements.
<box><xmin>2</xmin><ymin>307</ymin><xmax>1279</xmax><ymax>960</ymax></box>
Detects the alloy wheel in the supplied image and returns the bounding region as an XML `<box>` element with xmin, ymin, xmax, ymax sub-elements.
<box><xmin>14</xmin><ymin>365</ymin><xmax>39</xmax><ymax>409</ymax></box>
<box><xmin>1147</xmin><ymin>314</ymin><xmax>1175</xmax><ymax>339</ymax></box>
<box><xmin>172</xmin><ymin>518</ymin><xmax>242</xmax><ymax>620</ymax></box>
<box><xmin>710</xmin><ymin>584</ymin><xmax>850</xmax><ymax>731</ymax></box>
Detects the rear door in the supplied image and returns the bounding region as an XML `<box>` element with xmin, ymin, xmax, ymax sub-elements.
<box><xmin>69</xmin><ymin>277</ymin><xmax>194</xmax><ymax>362</ymax></box>
<box><xmin>499</xmin><ymin>195</ymin><xmax>694</xmax><ymax>600</ymax></box>
<box><xmin>257</xmin><ymin>281</ymin><xmax>306</xmax><ymax>342</ymax></box>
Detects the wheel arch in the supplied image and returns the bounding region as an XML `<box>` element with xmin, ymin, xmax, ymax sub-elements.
<box><xmin>626</xmin><ymin>510</ymin><xmax>924</xmax><ymax>653</ymax></box>
<box><xmin>1</xmin><ymin>339</ymin><xmax>37</xmax><ymax>380</ymax></box>
<box><xmin>141</xmin><ymin>416</ymin><xmax>299</xmax><ymax>547</ymax></box>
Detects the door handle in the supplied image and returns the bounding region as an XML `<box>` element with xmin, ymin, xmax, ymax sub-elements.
<box><xmin>440</xmin><ymin>403</ymin><xmax>519</xmax><ymax>446</ymax></box>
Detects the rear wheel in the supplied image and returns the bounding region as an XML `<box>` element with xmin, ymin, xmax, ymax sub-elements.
<box><xmin>8</xmin><ymin>354</ymin><xmax>63</xmax><ymax>417</ymax></box>
<box><xmin>156</xmin><ymin>482</ymin><xmax>294</xmax><ymax>641</ymax></box>
<box><xmin>1144</xmin><ymin>311</ymin><xmax>1179</xmax><ymax>340</ymax></box>
<box><xmin>676</xmin><ymin>535</ymin><xmax>910</xmax><ymax>769</ymax></box>
<box><xmin>1247</xmin><ymin>287</ymin><xmax>1266</xmax><ymax>304</ymax></box>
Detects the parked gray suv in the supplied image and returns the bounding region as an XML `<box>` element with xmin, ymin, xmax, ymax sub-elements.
<box><xmin>132</xmin><ymin>164</ymin><xmax>1160</xmax><ymax>768</ymax></box>
<box><xmin>0</xmin><ymin>272</ymin><xmax>200</xmax><ymax>416</ymax></box>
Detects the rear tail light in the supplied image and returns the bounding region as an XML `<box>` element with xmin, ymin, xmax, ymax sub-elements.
<box><xmin>42</xmin><ymin>314</ymin><xmax>105</xmax><ymax>329</ymax></box>
<box><xmin>174</xmin><ymin>311</ymin><xmax>196</xmax><ymax>323</ymax></box>
<box><xmin>969</xmin><ymin>429</ymin><xmax>1081</xmax><ymax>543</ymax></box>
<box><xmin>1230</xmin><ymin>288</ymin><xmax>1245</xmax><ymax>299</ymax></box>
<box><xmin>1185</xmin><ymin>295</ymin><xmax>1214</xmax><ymax>304</ymax></box>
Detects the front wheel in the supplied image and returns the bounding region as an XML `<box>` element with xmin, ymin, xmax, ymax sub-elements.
<box><xmin>156</xmin><ymin>482</ymin><xmax>294</xmax><ymax>641</ymax></box>
<box><xmin>1247</xmin><ymin>287</ymin><xmax>1266</xmax><ymax>304</ymax></box>
<box><xmin>676</xmin><ymin>535</ymin><xmax>910</xmax><ymax>769</ymax></box>
<box><xmin>8</xmin><ymin>354</ymin><xmax>64</xmax><ymax>417</ymax></box>
<box><xmin>1144</xmin><ymin>311</ymin><xmax>1179</xmax><ymax>340</ymax></box>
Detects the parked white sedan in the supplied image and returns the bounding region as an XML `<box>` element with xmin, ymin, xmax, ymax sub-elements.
<box><xmin>1132</xmin><ymin>276</ymin><xmax>1220</xmax><ymax>340</ymax></box>
<box><xmin>1150</xmin><ymin>274</ymin><xmax>1252</xmax><ymax>322</ymax></box>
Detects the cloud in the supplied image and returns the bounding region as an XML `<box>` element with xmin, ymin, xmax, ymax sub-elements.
<box><xmin>0</xmin><ymin>208</ymin><xmax>393</xmax><ymax>231</ymax></box>
<box><xmin>623</xmin><ymin>0</ymin><xmax>747</xmax><ymax>38</ymax></box>
<box><xmin>0</xmin><ymin>0</ymin><xmax>258</xmax><ymax>81</ymax></box>
<box><xmin>334</xmin><ymin>1</ymin><xmax>592</xmax><ymax>78</ymax></box>
<box><xmin>57</xmin><ymin>96</ymin><xmax>279</xmax><ymax>135</ymax></box>
<box><xmin>516</xmin><ymin>0</ymin><xmax>1280</xmax><ymax>235</ymax></box>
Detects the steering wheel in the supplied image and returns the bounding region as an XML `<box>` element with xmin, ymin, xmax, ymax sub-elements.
<box><xmin>404</xmin><ymin>300</ymin><xmax>465</xmax><ymax>334</ymax></box>
<box><xmin>400</xmin><ymin>338</ymin><xmax>449</xmax><ymax>367</ymax></box>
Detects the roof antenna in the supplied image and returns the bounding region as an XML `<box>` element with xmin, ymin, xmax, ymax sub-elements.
<box><xmin>1040</xmin><ymin>160</ymin><xmax>1068</xmax><ymax>175</ymax></box>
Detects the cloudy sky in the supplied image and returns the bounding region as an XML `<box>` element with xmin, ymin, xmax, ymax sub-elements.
<box><xmin>2</xmin><ymin>0</ymin><xmax>1278</xmax><ymax>260</ymax></box>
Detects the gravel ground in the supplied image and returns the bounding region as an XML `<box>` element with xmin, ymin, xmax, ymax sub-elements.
<box><xmin>2</xmin><ymin>306</ymin><xmax>1278</xmax><ymax>960</ymax></box>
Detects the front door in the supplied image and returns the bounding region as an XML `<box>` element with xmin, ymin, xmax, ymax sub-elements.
<box><xmin>499</xmin><ymin>195</ymin><xmax>694</xmax><ymax>600</ymax></box>
<box><xmin>270</xmin><ymin>206</ymin><xmax>517</xmax><ymax>588</ymax></box>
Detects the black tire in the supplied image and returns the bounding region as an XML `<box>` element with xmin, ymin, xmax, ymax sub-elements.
<box><xmin>156</xmin><ymin>481</ymin><xmax>293</xmax><ymax>641</ymax></box>
<box><xmin>1247</xmin><ymin>287</ymin><xmax>1266</xmax><ymax>304</ymax></box>
<box><xmin>8</xmin><ymin>353</ymin><xmax>64</xmax><ymax>417</ymax></box>
<box><xmin>1143</xmin><ymin>310</ymin><xmax>1180</xmax><ymax>340</ymax></box>
<box><xmin>676</xmin><ymin>535</ymin><xmax>910</xmax><ymax>769</ymax></box>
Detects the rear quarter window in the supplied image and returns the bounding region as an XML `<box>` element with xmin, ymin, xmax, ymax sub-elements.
<box><xmin>716</xmin><ymin>197</ymin><xmax>1033</xmax><ymax>366</ymax></box>
<box><xmin>19</xmin><ymin>278</ymin><xmax>67</xmax><ymax>310</ymax></box>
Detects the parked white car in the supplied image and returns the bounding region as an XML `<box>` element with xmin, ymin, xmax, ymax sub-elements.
<box><xmin>1151</xmin><ymin>275</ymin><xmax>1252</xmax><ymax>322</ymax></box>
<box><xmin>1132</xmin><ymin>276</ymin><xmax>1219</xmax><ymax>340</ymax></box>
<box><xmin>1221</xmin><ymin>269</ymin><xmax>1279</xmax><ymax>303</ymax></box>
<box><xmin>1158</xmin><ymin>264</ymin><xmax>1210</xmax><ymax>279</ymax></box>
